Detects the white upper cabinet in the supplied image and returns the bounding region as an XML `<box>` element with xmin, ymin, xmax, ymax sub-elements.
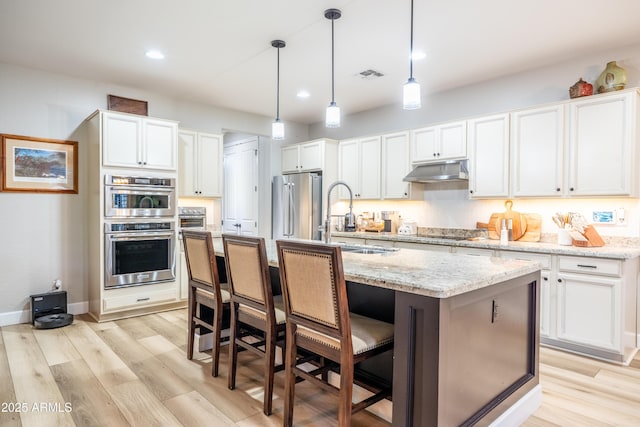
<box><xmin>411</xmin><ymin>120</ymin><xmax>467</xmax><ymax>163</ymax></box>
<box><xmin>338</xmin><ymin>136</ymin><xmax>381</xmax><ymax>199</ymax></box>
<box><xmin>178</xmin><ymin>130</ymin><xmax>223</xmax><ymax>197</ymax></box>
<box><xmin>510</xmin><ymin>105</ymin><xmax>565</xmax><ymax>197</ymax></box>
<box><xmin>468</xmin><ymin>113</ymin><xmax>510</xmax><ymax>198</ymax></box>
<box><xmin>281</xmin><ymin>139</ymin><xmax>328</xmax><ymax>173</ymax></box>
<box><xmin>382</xmin><ymin>131</ymin><xmax>413</xmax><ymax>199</ymax></box>
<box><xmin>567</xmin><ymin>90</ymin><xmax>638</xmax><ymax>197</ymax></box>
<box><xmin>102</xmin><ymin>111</ymin><xmax>177</xmax><ymax>170</ymax></box>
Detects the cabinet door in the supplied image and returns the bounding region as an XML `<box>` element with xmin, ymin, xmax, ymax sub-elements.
<box><xmin>143</xmin><ymin>119</ymin><xmax>177</xmax><ymax>170</ymax></box>
<box><xmin>102</xmin><ymin>112</ymin><xmax>141</xmax><ymax>168</ymax></box>
<box><xmin>299</xmin><ymin>141</ymin><xmax>323</xmax><ymax>171</ymax></box>
<box><xmin>439</xmin><ymin>121</ymin><xmax>467</xmax><ymax>159</ymax></box>
<box><xmin>411</xmin><ymin>121</ymin><xmax>466</xmax><ymax>163</ymax></box>
<box><xmin>178</xmin><ymin>130</ymin><xmax>197</xmax><ymax>196</ymax></box>
<box><xmin>382</xmin><ymin>132</ymin><xmax>411</xmax><ymax>198</ymax></box>
<box><xmin>338</xmin><ymin>139</ymin><xmax>359</xmax><ymax>199</ymax></box>
<box><xmin>281</xmin><ymin>145</ymin><xmax>300</xmax><ymax>173</ymax></box>
<box><xmin>540</xmin><ymin>271</ymin><xmax>551</xmax><ymax>339</ymax></box>
<box><xmin>568</xmin><ymin>92</ymin><xmax>635</xmax><ymax>196</ymax></box>
<box><xmin>411</xmin><ymin>126</ymin><xmax>438</xmax><ymax>162</ymax></box>
<box><xmin>468</xmin><ymin>113</ymin><xmax>510</xmax><ymax>198</ymax></box>
<box><xmin>556</xmin><ymin>272</ymin><xmax>621</xmax><ymax>352</ymax></box>
<box><xmin>197</xmin><ymin>133</ymin><xmax>223</xmax><ymax>197</ymax></box>
<box><xmin>510</xmin><ymin>105</ymin><xmax>564</xmax><ymax>197</ymax></box>
<box><xmin>358</xmin><ymin>136</ymin><xmax>381</xmax><ymax>199</ymax></box>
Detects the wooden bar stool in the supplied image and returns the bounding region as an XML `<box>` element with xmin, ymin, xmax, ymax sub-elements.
<box><xmin>222</xmin><ymin>234</ymin><xmax>286</xmax><ymax>416</ymax></box>
<box><xmin>276</xmin><ymin>240</ymin><xmax>394</xmax><ymax>426</ymax></box>
<box><xmin>182</xmin><ymin>230</ymin><xmax>230</xmax><ymax>377</ymax></box>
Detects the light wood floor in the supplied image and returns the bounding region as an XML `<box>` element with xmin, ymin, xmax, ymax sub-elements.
<box><xmin>1</xmin><ymin>309</ymin><xmax>638</xmax><ymax>426</ymax></box>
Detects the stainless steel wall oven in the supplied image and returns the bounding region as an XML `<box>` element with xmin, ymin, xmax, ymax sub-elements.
<box><xmin>104</xmin><ymin>221</ymin><xmax>176</xmax><ymax>288</ymax></box>
<box><xmin>105</xmin><ymin>175</ymin><xmax>176</xmax><ymax>218</ymax></box>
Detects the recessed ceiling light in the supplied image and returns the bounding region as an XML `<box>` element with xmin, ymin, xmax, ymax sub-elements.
<box><xmin>411</xmin><ymin>51</ymin><xmax>426</xmax><ymax>61</ymax></box>
<box><xmin>297</xmin><ymin>90</ymin><xmax>310</xmax><ymax>99</ymax></box>
<box><xmin>145</xmin><ymin>49</ymin><xmax>165</xmax><ymax>60</ymax></box>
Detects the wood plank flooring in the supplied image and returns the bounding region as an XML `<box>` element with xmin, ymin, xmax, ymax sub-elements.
<box><xmin>1</xmin><ymin>309</ymin><xmax>638</xmax><ymax>426</ymax></box>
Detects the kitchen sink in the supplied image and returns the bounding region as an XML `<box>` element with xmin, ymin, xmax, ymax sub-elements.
<box><xmin>337</xmin><ymin>244</ymin><xmax>399</xmax><ymax>254</ymax></box>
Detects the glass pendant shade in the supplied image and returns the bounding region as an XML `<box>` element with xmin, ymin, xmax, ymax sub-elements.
<box><xmin>271</xmin><ymin>39</ymin><xmax>286</xmax><ymax>140</ymax></box>
<box><xmin>403</xmin><ymin>77</ymin><xmax>421</xmax><ymax>110</ymax></box>
<box><xmin>325</xmin><ymin>102</ymin><xmax>341</xmax><ymax>128</ymax></box>
<box><xmin>272</xmin><ymin>118</ymin><xmax>284</xmax><ymax>140</ymax></box>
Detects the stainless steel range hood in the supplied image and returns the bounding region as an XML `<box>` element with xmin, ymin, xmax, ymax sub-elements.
<box><xmin>403</xmin><ymin>159</ymin><xmax>469</xmax><ymax>183</ymax></box>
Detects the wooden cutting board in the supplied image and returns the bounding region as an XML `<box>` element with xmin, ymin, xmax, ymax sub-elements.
<box><xmin>486</xmin><ymin>200</ymin><xmax>527</xmax><ymax>240</ymax></box>
<box><xmin>518</xmin><ymin>213</ymin><xmax>541</xmax><ymax>242</ymax></box>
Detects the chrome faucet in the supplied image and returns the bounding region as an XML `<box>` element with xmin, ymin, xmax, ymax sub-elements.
<box><xmin>324</xmin><ymin>180</ymin><xmax>354</xmax><ymax>244</ymax></box>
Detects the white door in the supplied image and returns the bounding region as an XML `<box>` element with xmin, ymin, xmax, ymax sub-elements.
<box><xmin>223</xmin><ymin>139</ymin><xmax>259</xmax><ymax>235</ymax></box>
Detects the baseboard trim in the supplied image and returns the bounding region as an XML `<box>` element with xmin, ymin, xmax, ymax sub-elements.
<box><xmin>489</xmin><ymin>384</ymin><xmax>542</xmax><ymax>427</ymax></box>
<box><xmin>0</xmin><ymin>301</ymin><xmax>88</xmax><ymax>327</ymax></box>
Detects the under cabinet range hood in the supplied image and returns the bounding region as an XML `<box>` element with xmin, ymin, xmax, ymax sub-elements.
<box><xmin>403</xmin><ymin>159</ymin><xmax>469</xmax><ymax>183</ymax></box>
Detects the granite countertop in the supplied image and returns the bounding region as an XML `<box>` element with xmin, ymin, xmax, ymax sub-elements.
<box><xmin>210</xmin><ymin>237</ymin><xmax>540</xmax><ymax>299</ymax></box>
<box><xmin>331</xmin><ymin>231</ymin><xmax>640</xmax><ymax>260</ymax></box>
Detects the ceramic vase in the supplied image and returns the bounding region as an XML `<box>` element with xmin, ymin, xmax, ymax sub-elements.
<box><xmin>596</xmin><ymin>61</ymin><xmax>626</xmax><ymax>93</ymax></box>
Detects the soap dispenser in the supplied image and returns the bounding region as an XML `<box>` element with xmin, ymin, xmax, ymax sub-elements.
<box><xmin>500</xmin><ymin>219</ymin><xmax>509</xmax><ymax>245</ymax></box>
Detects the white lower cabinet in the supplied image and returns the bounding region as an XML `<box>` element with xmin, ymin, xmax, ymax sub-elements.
<box><xmin>555</xmin><ymin>272</ymin><xmax>621</xmax><ymax>352</ymax></box>
<box><xmin>500</xmin><ymin>251</ymin><xmax>637</xmax><ymax>364</ymax></box>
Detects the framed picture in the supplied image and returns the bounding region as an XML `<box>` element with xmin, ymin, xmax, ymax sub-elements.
<box><xmin>1</xmin><ymin>134</ymin><xmax>78</xmax><ymax>194</ymax></box>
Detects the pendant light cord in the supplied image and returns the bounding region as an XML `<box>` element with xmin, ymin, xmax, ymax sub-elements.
<box><xmin>276</xmin><ymin>46</ymin><xmax>280</xmax><ymax>120</ymax></box>
<box><xmin>409</xmin><ymin>0</ymin><xmax>414</xmax><ymax>80</ymax></box>
<box><xmin>331</xmin><ymin>16</ymin><xmax>335</xmax><ymax>103</ymax></box>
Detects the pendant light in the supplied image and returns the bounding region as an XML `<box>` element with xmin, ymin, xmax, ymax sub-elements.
<box><xmin>325</xmin><ymin>8</ymin><xmax>341</xmax><ymax>128</ymax></box>
<box><xmin>403</xmin><ymin>0</ymin><xmax>421</xmax><ymax>109</ymax></box>
<box><xmin>271</xmin><ymin>40</ymin><xmax>286</xmax><ymax>140</ymax></box>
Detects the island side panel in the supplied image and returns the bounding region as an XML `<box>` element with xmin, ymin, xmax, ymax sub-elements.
<box><xmin>393</xmin><ymin>291</ymin><xmax>441</xmax><ymax>426</ymax></box>
<box><xmin>393</xmin><ymin>271</ymin><xmax>540</xmax><ymax>427</ymax></box>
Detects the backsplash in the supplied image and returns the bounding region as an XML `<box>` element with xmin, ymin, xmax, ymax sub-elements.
<box><xmin>335</xmin><ymin>192</ymin><xmax>640</xmax><ymax>238</ymax></box>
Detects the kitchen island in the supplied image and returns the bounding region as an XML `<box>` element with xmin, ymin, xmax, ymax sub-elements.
<box><xmin>210</xmin><ymin>237</ymin><xmax>542</xmax><ymax>426</ymax></box>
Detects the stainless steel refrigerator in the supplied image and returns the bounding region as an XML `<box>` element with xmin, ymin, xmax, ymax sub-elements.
<box><xmin>272</xmin><ymin>173</ymin><xmax>323</xmax><ymax>240</ymax></box>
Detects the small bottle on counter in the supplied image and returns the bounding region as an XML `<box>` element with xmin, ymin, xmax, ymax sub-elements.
<box><xmin>500</xmin><ymin>219</ymin><xmax>509</xmax><ymax>246</ymax></box>
<box><xmin>508</xmin><ymin>218</ymin><xmax>513</xmax><ymax>241</ymax></box>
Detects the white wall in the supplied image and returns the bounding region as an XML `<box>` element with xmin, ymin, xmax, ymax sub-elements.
<box><xmin>310</xmin><ymin>43</ymin><xmax>640</xmax><ymax>238</ymax></box>
<box><xmin>0</xmin><ymin>61</ymin><xmax>307</xmax><ymax>322</ymax></box>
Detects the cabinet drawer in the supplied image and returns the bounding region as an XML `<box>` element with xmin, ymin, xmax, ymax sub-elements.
<box><xmin>365</xmin><ymin>238</ymin><xmax>394</xmax><ymax>248</ymax></box>
<box><xmin>500</xmin><ymin>251</ymin><xmax>551</xmax><ymax>270</ymax></box>
<box><xmin>558</xmin><ymin>256</ymin><xmax>621</xmax><ymax>277</ymax></box>
<box><xmin>103</xmin><ymin>288</ymin><xmax>176</xmax><ymax>312</ymax></box>
<box><xmin>394</xmin><ymin>241</ymin><xmax>451</xmax><ymax>252</ymax></box>
<box><xmin>454</xmin><ymin>247</ymin><xmax>495</xmax><ymax>257</ymax></box>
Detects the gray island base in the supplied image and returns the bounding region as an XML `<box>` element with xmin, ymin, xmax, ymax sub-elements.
<box><xmin>209</xmin><ymin>237</ymin><xmax>542</xmax><ymax>426</ymax></box>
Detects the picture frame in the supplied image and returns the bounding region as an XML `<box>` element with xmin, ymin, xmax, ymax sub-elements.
<box><xmin>1</xmin><ymin>134</ymin><xmax>78</xmax><ymax>194</ymax></box>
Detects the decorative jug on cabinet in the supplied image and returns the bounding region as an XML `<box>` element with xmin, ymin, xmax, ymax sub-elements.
<box><xmin>596</xmin><ymin>61</ymin><xmax>626</xmax><ymax>93</ymax></box>
<box><xmin>569</xmin><ymin>78</ymin><xmax>593</xmax><ymax>98</ymax></box>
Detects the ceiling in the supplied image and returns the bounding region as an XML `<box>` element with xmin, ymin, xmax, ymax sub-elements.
<box><xmin>2</xmin><ymin>0</ymin><xmax>640</xmax><ymax>125</ymax></box>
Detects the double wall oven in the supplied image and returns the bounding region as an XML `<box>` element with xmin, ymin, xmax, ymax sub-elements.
<box><xmin>104</xmin><ymin>175</ymin><xmax>177</xmax><ymax>289</ymax></box>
